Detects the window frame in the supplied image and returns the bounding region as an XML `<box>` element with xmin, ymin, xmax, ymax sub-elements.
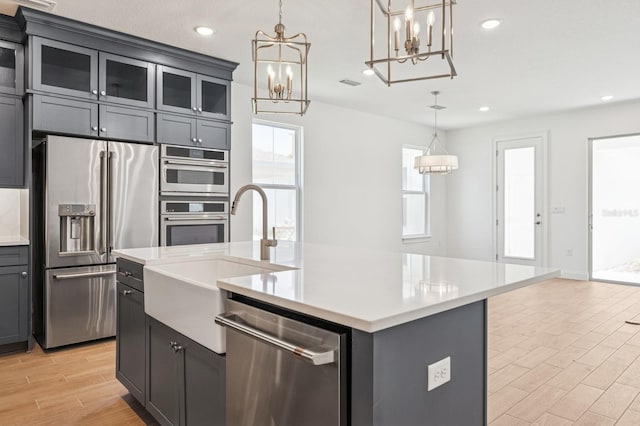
<box><xmin>251</xmin><ymin>119</ymin><xmax>303</xmax><ymax>242</ymax></box>
<box><xmin>402</xmin><ymin>145</ymin><xmax>431</xmax><ymax>241</ymax></box>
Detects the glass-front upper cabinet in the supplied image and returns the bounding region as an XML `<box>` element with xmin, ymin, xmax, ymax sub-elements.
<box><xmin>0</xmin><ymin>41</ymin><xmax>23</xmax><ymax>95</ymax></box>
<box><xmin>99</xmin><ymin>52</ymin><xmax>155</xmax><ymax>108</ymax></box>
<box><xmin>32</xmin><ymin>38</ymin><xmax>98</xmax><ymax>100</ymax></box>
<box><xmin>32</xmin><ymin>38</ymin><xmax>155</xmax><ymax>108</ymax></box>
<box><xmin>157</xmin><ymin>65</ymin><xmax>230</xmax><ymax>120</ymax></box>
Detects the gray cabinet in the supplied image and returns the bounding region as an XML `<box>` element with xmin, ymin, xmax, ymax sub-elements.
<box><xmin>33</xmin><ymin>94</ymin><xmax>99</xmax><ymax>137</ymax></box>
<box><xmin>158</xmin><ymin>65</ymin><xmax>230</xmax><ymax>121</ymax></box>
<box><xmin>32</xmin><ymin>37</ymin><xmax>155</xmax><ymax>108</ymax></box>
<box><xmin>0</xmin><ymin>246</ymin><xmax>29</xmax><ymax>346</ymax></box>
<box><xmin>99</xmin><ymin>104</ymin><xmax>154</xmax><ymax>143</ymax></box>
<box><xmin>0</xmin><ymin>95</ymin><xmax>23</xmax><ymax>187</ymax></box>
<box><xmin>33</xmin><ymin>94</ymin><xmax>154</xmax><ymax>143</ymax></box>
<box><xmin>158</xmin><ymin>113</ymin><xmax>229</xmax><ymax>150</ymax></box>
<box><xmin>146</xmin><ymin>316</ymin><xmax>225</xmax><ymax>426</ymax></box>
<box><xmin>0</xmin><ymin>40</ymin><xmax>23</xmax><ymax>96</ymax></box>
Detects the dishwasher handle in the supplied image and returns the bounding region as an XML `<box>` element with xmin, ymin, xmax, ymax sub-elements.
<box><xmin>215</xmin><ymin>313</ymin><xmax>336</xmax><ymax>366</ymax></box>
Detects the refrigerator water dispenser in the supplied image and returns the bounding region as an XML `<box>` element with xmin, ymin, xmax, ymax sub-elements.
<box><xmin>58</xmin><ymin>204</ymin><xmax>96</xmax><ymax>253</ymax></box>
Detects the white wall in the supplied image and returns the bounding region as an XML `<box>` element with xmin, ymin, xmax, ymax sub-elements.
<box><xmin>0</xmin><ymin>188</ymin><xmax>29</xmax><ymax>239</ymax></box>
<box><xmin>446</xmin><ymin>100</ymin><xmax>640</xmax><ymax>279</ymax></box>
<box><xmin>230</xmin><ymin>83</ymin><xmax>448</xmax><ymax>255</ymax></box>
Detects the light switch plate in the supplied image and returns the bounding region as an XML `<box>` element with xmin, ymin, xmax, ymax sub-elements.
<box><xmin>427</xmin><ymin>356</ymin><xmax>451</xmax><ymax>391</ymax></box>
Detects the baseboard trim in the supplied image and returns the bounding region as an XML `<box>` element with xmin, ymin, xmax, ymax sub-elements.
<box><xmin>560</xmin><ymin>270</ymin><xmax>590</xmax><ymax>281</ymax></box>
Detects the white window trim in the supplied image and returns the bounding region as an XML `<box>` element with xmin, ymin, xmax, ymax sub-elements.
<box><xmin>402</xmin><ymin>144</ymin><xmax>431</xmax><ymax>241</ymax></box>
<box><xmin>252</xmin><ymin>119</ymin><xmax>303</xmax><ymax>242</ymax></box>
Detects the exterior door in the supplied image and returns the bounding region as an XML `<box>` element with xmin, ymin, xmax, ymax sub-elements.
<box><xmin>496</xmin><ymin>136</ymin><xmax>545</xmax><ymax>266</ymax></box>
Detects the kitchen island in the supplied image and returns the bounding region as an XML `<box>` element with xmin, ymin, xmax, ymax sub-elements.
<box><xmin>113</xmin><ymin>241</ymin><xmax>559</xmax><ymax>425</ymax></box>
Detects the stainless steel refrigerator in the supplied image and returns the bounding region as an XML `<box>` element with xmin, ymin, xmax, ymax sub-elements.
<box><xmin>35</xmin><ymin>135</ymin><xmax>158</xmax><ymax>348</ymax></box>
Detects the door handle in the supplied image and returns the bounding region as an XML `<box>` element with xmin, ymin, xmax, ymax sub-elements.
<box><xmin>215</xmin><ymin>313</ymin><xmax>336</xmax><ymax>366</ymax></box>
<box><xmin>107</xmin><ymin>151</ymin><xmax>114</xmax><ymax>253</ymax></box>
<box><xmin>53</xmin><ymin>271</ymin><xmax>116</xmax><ymax>280</ymax></box>
<box><xmin>99</xmin><ymin>151</ymin><xmax>107</xmax><ymax>255</ymax></box>
<box><xmin>122</xmin><ymin>289</ymin><xmax>132</xmax><ymax>296</ymax></box>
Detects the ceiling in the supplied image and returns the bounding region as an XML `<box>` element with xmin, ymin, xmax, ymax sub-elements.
<box><xmin>2</xmin><ymin>0</ymin><xmax>639</xmax><ymax>129</ymax></box>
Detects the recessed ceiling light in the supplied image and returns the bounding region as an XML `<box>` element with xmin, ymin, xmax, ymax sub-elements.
<box><xmin>194</xmin><ymin>26</ymin><xmax>215</xmax><ymax>36</ymax></box>
<box><xmin>479</xmin><ymin>106</ymin><xmax>490</xmax><ymax>112</ymax></box>
<box><xmin>601</xmin><ymin>95</ymin><xmax>614</xmax><ymax>101</ymax></box>
<box><xmin>362</xmin><ymin>68</ymin><xmax>375</xmax><ymax>76</ymax></box>
<box><xmin>481</xmin><ymin>19</ymin><xmax>501</xmax><ymax>30</ymax></box>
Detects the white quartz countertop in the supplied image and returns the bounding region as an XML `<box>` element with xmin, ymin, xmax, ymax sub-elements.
<box><xmin>113</xmin><ymin>241</ymin><xmax>559</xmax><ymax>332</ymax></box>
<box><xmin>0</xmin><ymin>236</ymin><xmax>29</xmax><ymax>246</ymax></box>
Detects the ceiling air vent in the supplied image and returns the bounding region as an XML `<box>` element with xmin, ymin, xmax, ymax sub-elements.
<box><xmin>15</xmin><ymin>0</ymin><xmax>57</xmax><ymax>10</ymax></box>
<box><xmin>339</xmin><ymin>79</ymin><xmax>361</xmax><ymax>87</ymax></box>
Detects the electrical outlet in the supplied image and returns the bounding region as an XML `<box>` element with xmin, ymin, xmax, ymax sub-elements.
<box><xmin>551</xmin><ymin>206</ymin><xmax>565</xmax><ymax>214</ymax></box>
<box><xmin>566</xmin><ymin>249</ymin><xmax>573</xmax><ymax>256</ymax></box>
<box><xmin>427</xmin><ymin>356</ymin><xmax>451</xmax><ymax>391</ymax></box>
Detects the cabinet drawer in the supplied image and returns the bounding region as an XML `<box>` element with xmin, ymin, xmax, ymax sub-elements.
<box><xmin>33</xmin><ymin>94</ymin><xmax>98</xmax><ymax>137</ymax></box>
<box><xmin>0</xmin><ymin>246</ymin><xmax>28</xmax><ymax>267</ymax></box>
<box><xmin>116</xmin><ymin>258</ymin><xmax>144</xmax><ymax>292</ymax></box>
<box><xmin>99</xmin><ymin>104</ymin><xmax>155</xmax><ymax>143</ymax></box>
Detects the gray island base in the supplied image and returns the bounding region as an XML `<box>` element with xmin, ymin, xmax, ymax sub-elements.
<box><xmin>113</xmin><ymin>241</ymin><xmax>559</xmax><ymax>426</ymax></box>
<box><xmin>351</xmin><ymin>299</ymin><xmax>486</xmax><ymax>425</ymax></box>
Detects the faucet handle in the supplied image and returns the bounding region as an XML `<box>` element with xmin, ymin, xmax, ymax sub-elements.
<box><xmin>267</xmin><ymin>226</ymin><xmax>278</xmax><ymax>247</ymax></box>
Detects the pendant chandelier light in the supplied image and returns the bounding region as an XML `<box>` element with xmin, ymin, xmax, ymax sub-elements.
<box><xmin>365</xmin><ymin>0</ymin><xmax>456</xmax><ymax>86</ymax></box>
<box><xmin>414</xmin><ymin>91</ymin><xmax>458</xmax><ymax>174</ymax></box>
<box><xmin>252</xmin><ymin>0</ymin><xmax>310</xmax><ymax>115</ymax></box>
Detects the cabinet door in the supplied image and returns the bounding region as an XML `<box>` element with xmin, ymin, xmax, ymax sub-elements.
<box><xmin>0</xmin><ymin>41</ymin><xmax>22</xmax><ymax>96</ymax></box>
<box><xmin>0</xmin><ymin>266</ymin><xmax>28</xmax><ymax>345</ymax></box>
<box><xmin>99</xmin><ymin>104</ymin><xmax>155</xmax><ymax>143</ymax></box>
<box><xmin>33</xmin><ymin>94</ymin><xmax>98</xmax><ymax>138</ymax></box>
<box><xmin>183</xmin><ymin>340</ymin><xmax>226</xmax><ymax>426</ymax></box>
<box><xmin>196</xmin><ymin>75</ymin><xmax>229</xmax><ymax>121</ymax></box>
<box><xmin>99</xmin><ymin>52</ymin><xmax>155</xmax><ymax>109</ymax></box>
<box><xmin>32</xmin><ymin>38</ymin><xmax>98</xmax><ymax>100</ymax></box>
<box><xmin>147</xmin><ymin>317</ymin><xmax>181</xmax><ymax>426</ymax></box>
<box><xmin>196</xmin><ymin>120</ymin><xmax>229</xmax><ymax>150</ymax></box>
<box><xmin>0</xmin><ymin>96</ymin><xmax>23</xmax><ymax>187</ymax></box>
<box><xmin>157</xmin><ymin>65</ymin><xmax>197</xmax><ymax>115</ymax></box>
<box><xmin>157</xmin><ymin>113</ymin><xmax>197</xmax><ymax>147</ymax></box>
<box><xmin>116</xmin><ymin>282</ymin><xmax>146</xmax><ymax>405</ymax></box>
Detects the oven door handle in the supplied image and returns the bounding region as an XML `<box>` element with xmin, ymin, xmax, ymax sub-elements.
<box><xmin>215</xmin><ymin>313</ymin><xmax>336</xmax><ymax>366</ymax></box>
<box><xmin>163</xmin><ymin>216</ymin><xmax>228</xmax><ymax>221</ymax></box>
<box><xmin>163</xmin><ymin>159</ymin><xmax>228</xmax><ymax>169</ymax></box>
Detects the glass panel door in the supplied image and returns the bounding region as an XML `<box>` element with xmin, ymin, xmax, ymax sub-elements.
<box><xmin>0</xmin><ymin>44</ymin><xmax>16</xmax><ymax>92</ymax></box>
<box><xmin>496</xmin><ymin>136</ymin><xmax>544</xmax><ymax>266</ymax></box>
<box><xmin>34</xmin><ymin>38</ymin><xmax>98</xmax><ymax>99</ymax></box>
<box><xmin>157</xmin><ymin>65</ymin><xmax>196</xmax><ymax>114</ymax></box>
<box><xmin>99</xmin><ymin>53</ymin><xmax>154</xmax><ymax>108</ymax></box>
<box><xmin>197</xmin><ymin>75</ymin><xmax>229</xmax><ymax>119</ymax></box>
<box><xmin>591</xmin><ymin>135</ymin><xmax>640</xmax><ymax>284</ymax></box>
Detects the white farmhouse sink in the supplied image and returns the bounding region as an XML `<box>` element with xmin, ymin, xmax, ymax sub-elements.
<box><xmin>144</xmin><ymin>258</ymin><xmax>288</xmax><ymax>354</ymax></box>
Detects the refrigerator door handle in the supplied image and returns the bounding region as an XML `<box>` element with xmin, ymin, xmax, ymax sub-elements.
<box><xmin>99</xmin><ymin>151</ymin><xmax>108</xmax><ymax>255</ymax></box>
<box><xmin>53</xmin><ymin>270</ymin><xmax>117</xmax><ymax>280</ymax></box>
<box><xmin>107</xmin><ymin>151</ymin><xmax>114</xmax><ymax>254</ymax></box>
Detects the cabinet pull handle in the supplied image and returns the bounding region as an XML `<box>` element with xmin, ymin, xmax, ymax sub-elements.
<box><xmin>197</xmin><ymin>107</ymin><xmax>202</xmax><ymax>113</ymax></box>
<box><xmin>101</xmin><ymin>127</ymin><xmax>107</xmax><ymax>133</ymax></box>
<box><xmin>197</xmin><ymin>138</ymin><xmax>203</xmax><ymax>145</ymax></box>
<box><xmin>192</xmin><ymin>106</ymin><xmax>197</xmax><ymax>112</ymax></box>
<box><xmin>100</xmin><ymin>90</ymin><xmax>106</xmax><ymax>96</ymax></box>
<box><xmin>91</xmin><ymin>89</ymin><xmax>98</xmax><ymax>95</ymax></box>
<box><xmin>21</xmin><ymin>271</ymin><xmax>27</xmax><ymax>277</ymax></box>
<box><xmin>123</xmin><ymin>289</ymin><xmax>132</xmax><ymax>296</ymax></box>
<box><xmin>173</xmin><ymin>344</ymin><xmax>183</xmax><ymax>353</ymax></box>
<box><xmin>92</xmin><ymin>126</ymin><xmax>98</xmax><ymax>131</ymax></box>
<box><xmin>191</xmin><ymin>138</ymin><xmax>197</xmax><ymax>143</ymax></box>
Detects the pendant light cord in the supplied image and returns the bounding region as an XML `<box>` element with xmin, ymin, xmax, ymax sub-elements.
<box><xmin>426</xmin><ymin>91</ymin><xmax>447</xmax><ymax>154</ymax></box>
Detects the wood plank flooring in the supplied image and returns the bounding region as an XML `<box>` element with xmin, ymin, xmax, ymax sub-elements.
<box><xmin>3</xmin><ymin>278</ymin><xmax>640</xmax><ymax>424</ymax></box>
<box><xmin>0</xmin><ymin>339</ymin><xmax>156</xmax><ymax>425</ymax></box>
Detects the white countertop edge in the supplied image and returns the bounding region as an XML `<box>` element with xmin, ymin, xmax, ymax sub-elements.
<box><xmin>0</xmin><ymin>237</ymin><xmax>30</xmax><ymax>246</ymax></box>
<box><xmin>217</xmin><ymin>269</ymin><xmax>560</xmax><ymax>333</ymax></box>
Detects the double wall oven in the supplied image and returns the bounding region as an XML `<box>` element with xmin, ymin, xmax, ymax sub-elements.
<box><xmin>160</xmin><ymin>145</ymin><xmax>230</xmax><ymax>246</ymax></box>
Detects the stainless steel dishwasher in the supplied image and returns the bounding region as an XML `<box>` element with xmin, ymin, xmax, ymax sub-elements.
<box><xmin>215</xmin><ymin>298</ymin><xmax>347</xmax><ymax>426</ymax></box>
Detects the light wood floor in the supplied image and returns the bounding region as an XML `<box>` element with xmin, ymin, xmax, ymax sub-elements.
<box><xmin>3</xmin><ymin>278</ymin><xmax>640</xmax><ymax>425</ymax></box>
<box><xmin>489</xmin><ymin>278</ymin><xmax>640</xmax><ymax>425</ymax></box>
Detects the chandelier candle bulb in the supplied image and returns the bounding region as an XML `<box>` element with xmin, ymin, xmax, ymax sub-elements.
<box><xmin>405</xmin><ymin>7</ymin><xmax>413</xmax><ymax>41</ymax></box>
<box><xmin>427</xmin><ymin>11</ymin><xmax>435</xmax><ymax>46</ymax></box>
<box><xmin>286</xmin><ymin>66</ymin><xmax>292</xmax><ymax>97</ymax></box>
<box><xmin>394</xmin><ymin>17</ymin><xmax>401</xmax><ymax>52</ymax></box>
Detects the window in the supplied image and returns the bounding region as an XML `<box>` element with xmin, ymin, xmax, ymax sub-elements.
<box><xmin>252</xmin><ymin>121</ymin><xmax>302</xmax><ymax>241</ymax></box>
<box><xmin>402</xmin><ymin>146</ymin><xmax>430</xmax><ymax>238</ymax></box>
